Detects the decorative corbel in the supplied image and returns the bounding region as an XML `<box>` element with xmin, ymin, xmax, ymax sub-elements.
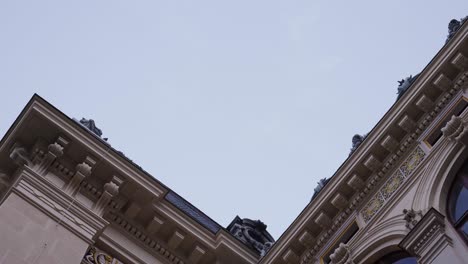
<box><xmin>9</xmin><ymin>144</ymin><xmax>32</xmax><ymax>167</ymax></box>
<box><xmin>403</xmin><ymin>208</ymin><xmax>423</xmax><ymax>230</ymax></box>
<box><xmin>93</xmin><ymin>175</ymin><xmax>124</xmax><ymax>217</ymax></box>
<box><xmin>441</xmin><ymin>115</ymin><xmax>467</xmax><ymax>142</ymax></box>
<box><xmin>63</xmin><ymin>156</ymin><xmax>96</xmax><ymax>196</ymax></box>
<box><xmin>35</xmin><ymin>136</ymin><xmax>68</xmax><ymax>175</ymax></box>
<box><xmin>330</xmin><ymin>243</ymin><xmax>354</xmax><ymax>264</ymax></box>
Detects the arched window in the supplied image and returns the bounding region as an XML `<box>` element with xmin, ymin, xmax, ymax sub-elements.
<box><xmin>376</xmin><ymin>251</ymin><xmax>417</xmax><ymax>264</ymax></box>
<box><xmin>447</xmin><ymin>160</ymin><xmax>468</xmax><ymax>242</ymax></box>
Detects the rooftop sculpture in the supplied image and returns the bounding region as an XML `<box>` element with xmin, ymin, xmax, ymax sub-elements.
<box><xmin>79</xmin><ymin>118</ymin><xmax>103</xmax><ymax>137</ymax></box>
<box><xmin>447</xmin><ymin>16</ymin><xmax>468</xmax><ymax>42</ymax></box>
<box><xmin>396</xmin><ymin>74</ymin><xmax>419</xmax><ymax>100</ymax></box>
<box><xmin>311</xmin><ymin>177</ymin><xmax>330</xmax><ymax>200</ymax></box>
<box><xmin>227</xmin><ymin>217</ymin><xmax>275</xmax><ymax>257</ymax></box>
<box><xmin>349</xmin><ymin>134</ymin><xmax>367</xmax><ymax>155</ymax></box>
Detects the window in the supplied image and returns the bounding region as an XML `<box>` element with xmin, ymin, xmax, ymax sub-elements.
<box><xmin>447</xmin><ymin>160</ymin><xmax>468</xmax><ymax>242</ymax></box>
<box><xmin>376</xmin><ymin>251</ymin><xmax>417</xmax><ymax>264</ymax></box>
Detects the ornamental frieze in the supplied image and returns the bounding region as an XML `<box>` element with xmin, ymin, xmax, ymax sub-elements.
<box><xmin>361</xmin><ymin>146</ymin><xmax>426</xmax><ymax>222</ymax></box>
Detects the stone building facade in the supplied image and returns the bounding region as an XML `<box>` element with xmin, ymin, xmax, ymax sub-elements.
<box><xmin>0</xmin><ymin>17</ymin><xmax>467</xmax><ymax>264</ymax></box>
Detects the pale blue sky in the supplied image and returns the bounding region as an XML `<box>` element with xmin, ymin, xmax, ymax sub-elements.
<box><xmin>0</xmin><ymin>0</ymin><xmax>466</xmax><ymax>239</ymax></box>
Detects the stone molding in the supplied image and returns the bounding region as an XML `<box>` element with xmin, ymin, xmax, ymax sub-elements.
<box><xmin>12</xmin><ymin>166</ymin><xmax>108</xmax><ymax>244</ymax></box>
<box><xmin>108</xmin><ymin>212</ymin><xmax>186</xmax><ymax>264</ymax></box>
<box><xmin>399</xmin><ymin>208</ymin><xmax>453</xmax><ymax>263</ymax></box>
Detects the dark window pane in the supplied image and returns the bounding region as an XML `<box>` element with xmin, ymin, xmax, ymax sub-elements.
<box><xmin>462</xmin><ymin>221</ymin><xmax>468</xmax><ymax>236</ymax></box>
<box><xmin>376</xmin><ymin>251</ymin><xmax>417</xmax><ymax>264</ymax></box>
<box><xmin>394</xmin><ymin>257</ymin><xmax>418</xmax><ymax>264</ymax></box>
<box><xmin>454</xmin><ymin>187</ymin><xmax>468</xmax><ymax>220</ymax></box>
<box><xmin>449</xmin><ymin>163</ymin><xmax>468</xmax><ymax>222</ymax></box>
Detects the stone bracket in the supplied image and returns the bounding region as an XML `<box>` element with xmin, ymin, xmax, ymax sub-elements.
<box><xmin>92</xmin><ymin>175</ymin><xmax>124</xmax><ymax>217</ymax></box>
<box><xmin>63</xmin><ymin>155</ymin><xmax>96</xmax><ymax>196</ymax></box>
<box><xmin>34</xmin><ymin>136</ymin><xmax>69</xmax><ymax>176</ymax></box>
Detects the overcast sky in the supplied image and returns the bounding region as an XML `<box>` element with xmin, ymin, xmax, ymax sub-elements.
<box><xmin>0</xmin><ymin>0</ymin><xmax>467</xmax><ymax>239</ymax></box>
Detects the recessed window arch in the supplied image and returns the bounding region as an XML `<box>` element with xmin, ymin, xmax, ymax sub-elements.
<box><xmin>376</xmin><ymin>251</ymin><xmax>417</xmax><ymax>264</ymax></box>
<box><xmin>447</xmin><ymin>159</ymin><xmax>468</xmax><ymax>242</ymax></box>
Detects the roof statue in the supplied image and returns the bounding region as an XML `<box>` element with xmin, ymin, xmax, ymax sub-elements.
<box><xmin>311</xmin><ymin>177</ymin><xmax>330</xmax><ymax>200</ymax></box>
<box><xmin>447</xmin><ymin>16</ymin><xmax>468</xmax><ymax>42</ymax></box>
<box><xmin>314</xmin><ymin>178</ymin><xmax>328</xmax><ymax>194</ymax></box>
<box><xmin>227</xmin><ymin>217</ymin><xmax>275</xmax><ymax>257</ymax></box>
<box><xmin>396</xmin><ymin>74</ymin><xmax>420</xmax><ymax>100</ymax></box>
<box><xmin>79</xmin><ymin>118</ymin><xmax>103</xmax><ymax>137</ymax></box>
<box><xmin>349</xmin><ymin>133</ymin><xmax>367</xmax><ymax>155</ymax></box>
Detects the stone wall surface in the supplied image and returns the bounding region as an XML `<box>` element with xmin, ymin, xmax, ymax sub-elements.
<box><xmin>0</xmin><ymin>193</ymin><xmax>89</xmax><ymax>264</ymax></box>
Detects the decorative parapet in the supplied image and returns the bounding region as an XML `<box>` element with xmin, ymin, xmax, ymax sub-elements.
<box><xmin>361</xmin><ymin>146</ymin><xmax>426</xmax><ymax>222</ymax></box>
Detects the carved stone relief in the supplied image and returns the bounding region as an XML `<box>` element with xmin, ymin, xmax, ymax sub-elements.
<box><xmin>330</xmin><ymin>243</ymin><xmax>354</xmax><ymax>264</ymax></box>
<box><xmin>403</xmin><ymin>209</ymin><xmax>423</xmax><ymax>230</ymax></box>
<box><xmin>83</xmin><ymin>246</ymin><xmax>125</xmax><ymax>264</ymax></box>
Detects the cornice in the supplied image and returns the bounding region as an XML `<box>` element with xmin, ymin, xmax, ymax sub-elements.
<box><xmin>0</xmin><ymin>94</ymin><xmax>261</xmax><ymax>263</ymax></box>
<box><xmin>261</xmin><ymin>21</ymin><xmax>468</xmax><ymax>264</ymax></box>
<box><xmin>107</xmin><ymin>211</ymin><xmax>186</xmax><ymax>264</ymax></box>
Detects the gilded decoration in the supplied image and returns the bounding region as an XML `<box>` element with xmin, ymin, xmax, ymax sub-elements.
<box><xmin>381</xmin><ymin>170</ymin><xmax>404</xmax><ymax>200</ymax></box>
<box><xmin>361</xmin><ymin>192</ymin><xmax>384</xmax><ymax>222</ymax></box>
<box><xmin>400</xmin><ymin>146</ymin><xmax>425</xmax><ymax>176</ymax></box>
<box><xmin>361</xmin><ymin>146</ymin><xmax>426</xmax><ymax>222</ymax></box>
<box><xmin>83</xmin><ymin>247</ymin><xmax>125</xmax><ymax>264</ymax></box>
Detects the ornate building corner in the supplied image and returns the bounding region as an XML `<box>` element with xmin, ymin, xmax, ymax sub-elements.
<box><xmin>329</xmin><ymin>243</ymin><xmax>354</xmax><ymax>264</ymax></box>
<box><xmin>399</xmin><ymin>208</ymin><xmax>454</xmax><ymax>264</ymax></box>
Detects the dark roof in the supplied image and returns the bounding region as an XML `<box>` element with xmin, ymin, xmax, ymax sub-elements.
<box><xmin>165</xmin><ymin>191</ymin><xmax>222</xmax><ymax>234</ymax></box>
